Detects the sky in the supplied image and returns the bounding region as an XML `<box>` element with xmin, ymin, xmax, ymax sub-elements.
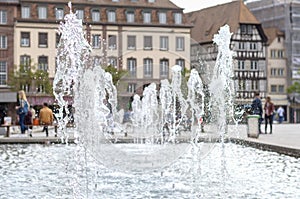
<box><xmin>170</xmin><ymin>0</ymin><xmax>234</xmax><ymax>13</ymax></box>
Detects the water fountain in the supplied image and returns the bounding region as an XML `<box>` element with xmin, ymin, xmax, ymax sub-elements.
<box><xmin>53</xmin><ymin>3</ymin><xmax>224</xmax><ymax>173</ymax></box>
<box><xmin>0</xmin><ymin>3</ymin><xmax>299</xmax><ymax>199</ymax></box>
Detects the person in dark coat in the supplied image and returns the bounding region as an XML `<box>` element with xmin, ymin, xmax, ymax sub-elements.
<box><xmin>251</xmin><ymin>92</ymin><xmax>263</xmax><ymax>134</ymax></box>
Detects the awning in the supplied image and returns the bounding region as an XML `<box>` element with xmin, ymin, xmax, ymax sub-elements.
<box><xmin>27</xmin><ymin>96</ymin><xmax>55</xmax><ymax>106</ymax></box>
<box><xmin>0</xmin><ymin>92</ymin><xmax>17</xmax><ymax>103</ymax></box>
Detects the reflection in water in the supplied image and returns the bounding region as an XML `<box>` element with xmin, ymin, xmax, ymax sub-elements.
<box><xmin>0</xmin><ymin>144</ymin><xmax>299</xmax><ymax>199</ymax></box>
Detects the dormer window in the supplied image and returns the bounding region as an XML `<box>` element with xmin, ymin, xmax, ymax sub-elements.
<box><xmin>38</xmin><ymin>6</ymin><xmax>47</xmax><ymax>19</ymax></box>
<box><xmin>174</xmin><ymin>13</ymin><xmax>182</xmax><ymax>24</ymax></box>
<box><xmin>126</xmin><ymin>10</ymin><xmax>135</xmax><ymax>23</ymax></box>
<box><xmin>107</xmin><ymin>10</ymin><xmax>116</xmax><ymax>22</ymax></box>
<box><xmin>159</xmin><ymin>12</ymin><xmax>166</xmax><ymax>24</ymax></box>
<box><xmin>143</xmin><ymin>11</ymin><xmax>151</xmax><ymax>23</ymax></box>
<box><xmin>21</xmin><ymin>6</ymin><xmax>30</xmax><ymax>19</ymax></box>
<box><xmin>76</xmin><ymin>9</ymin><xmax>84</xmax><ymax>20</ymax></box>
<box><xmin>91</xmin><ymin>9</ymin><xmax>100</xmax><ymax>22</ymax></box>
<box><xmin>55</xmin><ymin>7</ymin><xmax>64</xmax><ymax>20</ymax></box>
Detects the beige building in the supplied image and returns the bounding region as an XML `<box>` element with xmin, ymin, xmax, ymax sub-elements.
<box><xmin>10</xmin><ymin>0</ymin><xmax>192</xmax><ymax>108</ymax></box>
<box><xmin>264</xmin><ymin>28</ymin><xmax>289</xmax><ymax>122</ymax></box>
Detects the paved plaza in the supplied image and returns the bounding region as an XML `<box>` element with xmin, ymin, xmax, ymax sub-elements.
<box><xmin>0</xmin><ymin>123</ymin><xmax>299</xmax><ymax>157</ymax></box>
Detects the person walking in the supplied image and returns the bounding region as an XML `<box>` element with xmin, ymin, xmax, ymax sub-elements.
<box><xmin>264</xmin><ymin>96</ymin><xmax>275</xmax><ymax>134</ymax></box>
<box><xmin>277</xmin><ymin>106</ymin><xmax>285</xmax><ymax>124</ymax></box>
<box><xmin>15</xmin><ymin>90</ymin><xmax>29</xmax><ymax>134</ymax></box>
<box><xmin>251</xmin><ymin>92</ymin><xmax>263</xmax><ymax>134</ymax></box>
<box><xmin>39</xmin><ymin>102</ymin><xmax>53</xmax><ymax>137</ymax></box>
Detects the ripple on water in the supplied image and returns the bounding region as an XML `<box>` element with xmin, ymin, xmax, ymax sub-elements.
<box><xmin>0</xmin><ymin>143</ymin><xmax>299</xmax><ymax>199</ymax></box>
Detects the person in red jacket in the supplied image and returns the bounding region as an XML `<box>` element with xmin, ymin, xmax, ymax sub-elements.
<box><xmin>264</xmin><ymin>96</ymin><xmax>275</xmax><ymax>134</ymax></box>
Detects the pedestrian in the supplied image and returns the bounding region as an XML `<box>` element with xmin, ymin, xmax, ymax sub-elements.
<box><xmin>15</xmin><ymin>90</ymin><xmax>29</xmax><ymax>134</ymax></box>
<box><xmin>39</xmin><ymin>102</ymin><xmax>53</xmax><ymax>137</ymax></box>
<box><xmin>277</xmin><ymin>106</ymin><xmax>285</xmax><ymax>124</ymax></box>
<box><xmin>26</xmin><ymin>105</ymin><xmax>36</xmax><ymax>137</ymax></box>
<box><xmin>264</xmin><ymin>96</ymin><xmax>275</xmax><ymax>134</ymax></box>
<box><xmin>251</xmin><ymin>91</ymin><xmax>263</xmax><ymax>134</ymax></box>
<box><xmin>24</xmin><ymin>108</ymin><xmax>32</xmax><ymax>136</ymax></box>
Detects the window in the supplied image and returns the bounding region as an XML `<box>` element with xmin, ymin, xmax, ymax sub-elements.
<box><xmin>108</xmin><ymin>57</ymin><xmax>117</xmax><ymax>68</ymax></box>
<box><xmin>144</xmin><ymin>58</ymin><xmax>153</xmax><ymax>77</ymax></box>
<box><xmin>108</xmin><ymin>10</ymin><xmax>116</xmax><ymax>22</ymax></box>
<box><xmin>76</xmin><ymin>9</ymin><xmax>84</xmax><ymax>20</ymax></box>
<box><xmin>148</xmin><ymin>0</ymin><xmax>155</xmax><ymax>2</ymax></box>
<box><xmin>144</xmin><ymin>36</ymin><xmax>152</xmax><ymax>50</ymax></box>
<box><xmin>247</xmin><ymin>25</ymin><xmax>253</xmax><ymax>34</ymax></box>
<box><xmin>278</xmin><ymin>85</ymin><xmax>284</xmax><ymax>93</ymax></box>
<box><xmin>38</xmin><ymin>56</ymin><xmax>48</xmax><ymax>71</ymax></box>
<box><xmin>127</xmin><ymin>83</ymin><xmax>136</xmax><ymax>93</ymax></box>
<box><xmin>238</xmin><ymin>42</ymin><xmax>245</xmax><ymax>50</ymax></box>
<box><xmin>38</xmin><ymin>6</ymin><xmax>47</xmax><ymax>19</ymax></box>
<box><xmin>278</xmin><ymin>68</ymin><xmax>284</xmax><ymax>76</ymax></box>
<box><xmin>0</xmin><ymin>61</ymin><xmax>7</xmax><ymax>86</ymax></box>
<box><xmin>271</xmin><ymin>50</ymin><xmax>276</xmax><ymax>58</ymax></box>
<box><xmin>108</xmin><ymin>35</ymin><xmax>117</xmax><ymax>50</ymax></box>
<box><xmin>250</xmin><ymin>61</ymin><xmax>258</xmax><ymax>70</ymax></box>
<box><xmin>92</xmin><ymin>10</ymin><xmax>100</xmax><ymax>22</ymax></box>
<box><xmin>278</xmin><ymin>50</ymin><xmax>284</xmax><ymax>58</ymax></box>
<box><xmin>159</xmin><ymin>12</ymin><xmax>166</xmax><ymax>24</ymax></box>
<box><xmin>0</xmin><ymin>35</ymin><xmax>7</xmax><ymax>49</ymax></box>
<box><xmin>38</xmin><ymin>33</ymin><xmax>48</xmax><ymax>47</ymax></box>
<box><xmin>176</xmin><ymin>59</ymin><xmax>185</xmax><ymax>68</ymax></box>
<box><xmin>249</xmin><ymin>43</ymin><xmax>257</xmax><ymax>50</ymax></box>
<box><xmin>160</xmin><ymin>36</ymin><xmax>168</xmax><ymax>50</ymax></box>
<box><xmin>21</xmin><ymin>32</ymin><xmax>30</xmax><ymax>47</ymax></box>
<box><xmin>21</xmin><ymin>6</ymin><xmax>30</xmax><ymax>19</ymax></box>
<box><xmin>93</xmin><ymin>56</ymin><xmax>102</xmax><ymax>66</ymax></box>
<box><xmin>271</xmin><ymin>68</ymin><xmax>276</xmax><ymax>76</ymax></box>
<box><xmin>56</xmin><ymin>33</ymin><xmax>61</xmax><ymax>48</ymax></box>
<box><xmin>238</xmin><ymin>60</ymin><xmax>245</xmax><ymax>70</ymax></box>
<box><xmin>143</xmin><ymin>11</ymin><xmax>151</xmax><ymax>23</ymax></box>
<box><xmin>251</xmin><ymin>81</ymin><xmax>258</xmax><ymax>90</ymax></box>
<box><xmin>160</xmin><ymin>59</ymin><xmax>169</xmax><ymax>77</ymax></box>
<box><xmin>127</xmin><ymin>58</ymin><xmax>137</xmax><ymax>77</ymax></box>
<box><xmin>112</xmin><ymin>0</ymin><xmax>119</xmax><ymax>2</ymax></box>
<box><xmin>92</xmin><ymin>34</ymin><xmax>101</xmax><ymax>49</ymax></box>
<box><xmin>20</xmin><ymin>55</ymin><xmax>31</xmax><ymax>70</ymax></box>
<box><xmin>176</xmin><ymin>37</ymin><xmax>184</xmax><ymax>51</ymax></box>
<box><xmin>55</xmin><ymin>7</ymin><xmax>64</xmax><ymax>20</ymax></box>
<box><xmin>127</xmin><ymin>35</ymin><xmax>136</xmax><ymax>50</ymax></box>
<box><xmin>174</xmin><ymin>13</ymin><xmax>182</xmax><ymax>24</ymax></box>
<box><xmin>0</xmin><ymin>10</ymin><xmax>7</xmax><ymax>24</ymax></box>
<box><xmin>271</xmin><ymin>85</ymin><xmax>277</xmax><ymax>93</ymax></box>
<box><xmin>126</xmin><ymin>11</ymin><xmax>135</xmax><ymax>23</ymax></box>
<box><xmin>239</xmin><ymin>80</ymin><xmax>246</xmax><ymax>90</ymax></box>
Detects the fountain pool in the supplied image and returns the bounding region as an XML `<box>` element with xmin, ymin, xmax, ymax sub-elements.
<box><xmin>0</xmin><ymin>143</ymin><xmax>299</xmax><ymax>199</ymax></box>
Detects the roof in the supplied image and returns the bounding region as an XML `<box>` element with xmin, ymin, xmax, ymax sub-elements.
<box><xmin>186</xmin><ymin>0</ymin><xmax>261</xmax><ymax>43</ymax></box>
<box><xmin>20</xmin><ymin>0</ymin><xmax>183</xmax><ymax>10</ymax></box>
<box><xmin>263</xmin><ymin>27</ymin><xmax>284</xmax><ymax>45</ymax></box>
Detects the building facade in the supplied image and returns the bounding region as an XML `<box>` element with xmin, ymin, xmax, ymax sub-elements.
<box><xmin>246</xmin><ymin>0</ymin><xmax>300</xmax><ymax>122</ymax></box>
<box><xmin>187</xmin><ymin>1</ymin><xmax>268</xmax><ymax>106</ymax></box>
<box><xmin>1</xmin><ymin>0</ymin><xmax>192</xmax><ymax>113</ymax></box>
<box><xmin>264</xmin><ymin>28</ymin><xmax>289</xmax><ymax>122</ymax></box>
<box><xmin>0</xmin><ymin>0</ymin><xmax>19</xmax><ymax>119</ymax></box>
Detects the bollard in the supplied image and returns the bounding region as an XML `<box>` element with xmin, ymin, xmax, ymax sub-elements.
<box><xmin>247</xmin><ymin>115</ymin><xmax>260</xmax><ymax>138</ymax></box>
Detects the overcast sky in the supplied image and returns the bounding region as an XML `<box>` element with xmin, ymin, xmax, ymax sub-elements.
<box><xmin>170</xmin><ymin>0</ymin><xmax>234</xmax><ymax>13</ymax></box>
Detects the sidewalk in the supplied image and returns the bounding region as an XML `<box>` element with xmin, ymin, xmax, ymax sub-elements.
<box><xmin>228</xmin><ymin>123</ymin><xmax>300</xmax><ymax>157</ymax></box>
<box><xmin>0</xmin><ymin>123</ymin><xmax>299</xmax><ymax>157</ymax></box>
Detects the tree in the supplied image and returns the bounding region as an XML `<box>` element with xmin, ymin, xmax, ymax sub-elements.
<box><xmin>104</xmin><ymin>65</ymin><xmax>127</xmax><ymax>85</ymax></box>
<box><xmin>287</xmin><ymin>82</ymin><xmax>300</xmax><ymax>94</ymax></box>
<box><xmin>8</xmin><ymin>63</ymin><xmax>52</xmax><ymax>94</ymax></box>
